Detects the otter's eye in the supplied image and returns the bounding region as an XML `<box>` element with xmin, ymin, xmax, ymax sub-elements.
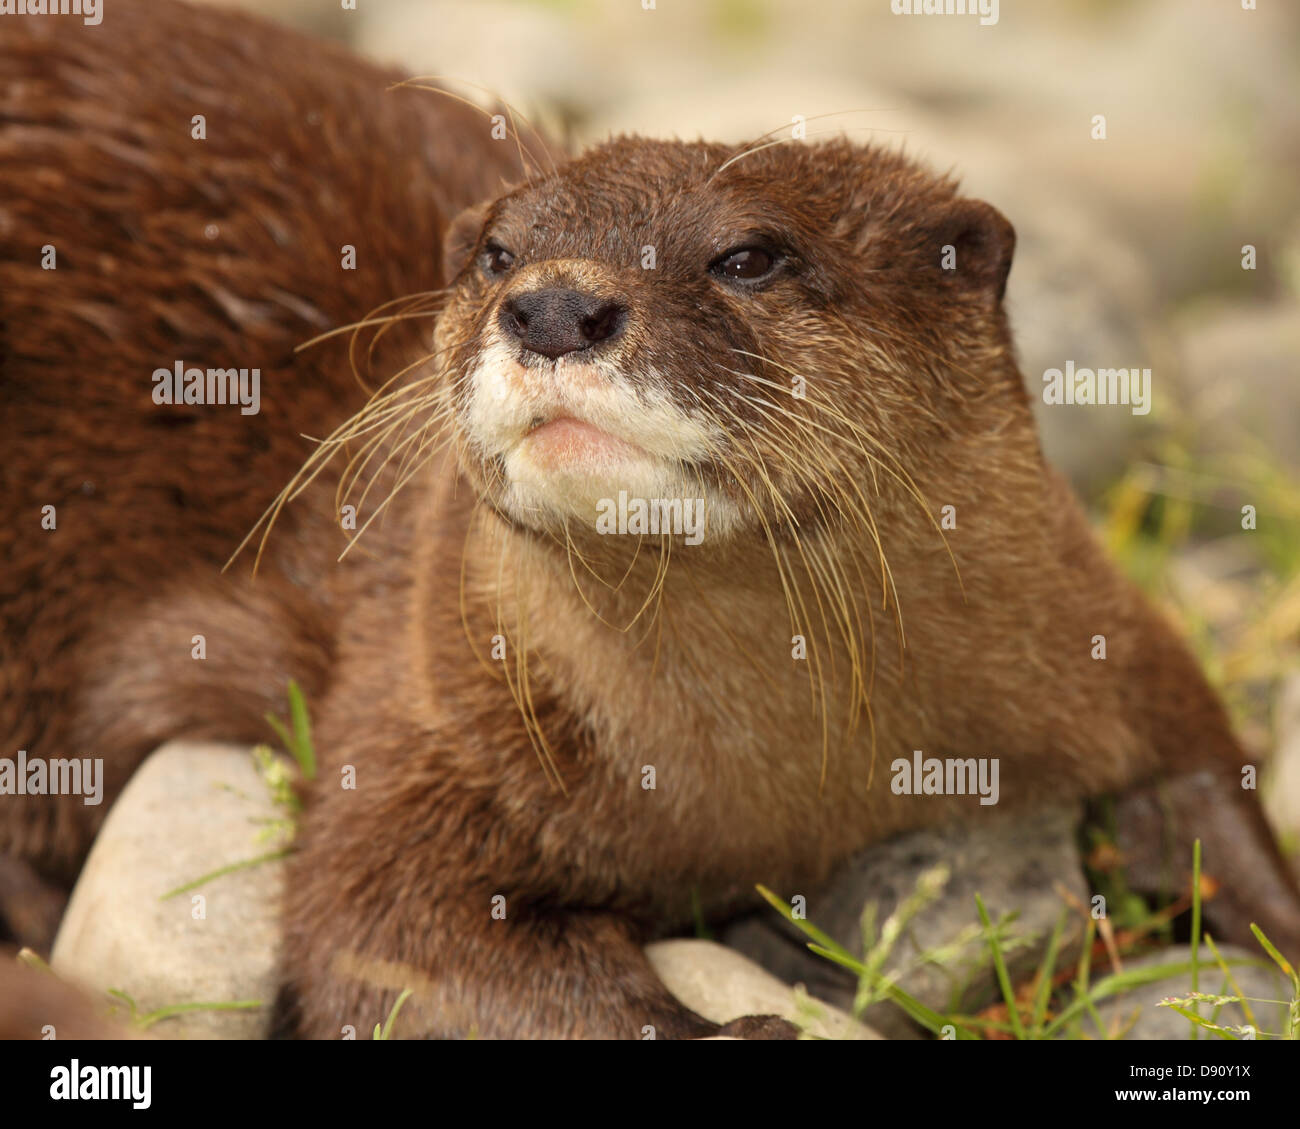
<box><xmin>710</xmin><ymin>245</ymin><xmax>778</xmax><ymax>284</ymax></box>
<box><xmin>481</xmin><ymin>241</ymin><xmax>516</xmax><ymax>277</ymax></box>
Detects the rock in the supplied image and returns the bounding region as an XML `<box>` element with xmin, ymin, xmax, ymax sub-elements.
<box><xmin>645</xmin><ymin>939</ymin><xmax>880</xmax><ymax>1040</ymax></box>
<box><xmin>721</xmin><ymin>805</ymin><xmax>1088</xmax><ymax>1039</ymax></box>
<box><xmin>1084</xmin><ymin>944</ymin><xmax>1291</xmax><ymax>1041</ymax></box>
<box><xmin>51</xmin><ymin>742</ymin><xmax>286</xmax><ymax>1039</ymax></box>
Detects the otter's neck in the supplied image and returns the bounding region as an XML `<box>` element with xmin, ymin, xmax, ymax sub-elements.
<box><xmin>457</xmin><ymin>501</ymin><xmax>914</xmax><ymax>793</ymax></box>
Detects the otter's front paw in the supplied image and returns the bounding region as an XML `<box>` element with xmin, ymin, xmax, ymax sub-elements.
<box><xmin>713</xmin><ymin>1014</ymin><xmax>801</xmax><ymax>1039</ymax></box>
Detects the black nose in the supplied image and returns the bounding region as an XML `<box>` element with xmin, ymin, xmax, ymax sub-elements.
<box><xmin>498</xmin><ymin>287</ymin><xmax>628</xmax><ymax>359</ymax></box>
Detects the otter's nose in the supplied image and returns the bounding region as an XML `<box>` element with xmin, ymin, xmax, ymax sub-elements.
<box><xmin>498</xmin><ymin>287</ymin><xmax>627</xmax><ymax>360</ymax></box>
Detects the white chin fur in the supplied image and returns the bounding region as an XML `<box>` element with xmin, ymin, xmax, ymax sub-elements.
<box><xmin>464</xmin><ymin>338</ymin><xmax>743</xmax><ymax>539</ymax></box>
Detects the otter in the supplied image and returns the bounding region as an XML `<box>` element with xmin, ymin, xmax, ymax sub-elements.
<box><xmin>2</xmin><ymin>0</ymin><xmax>1298</xmax><ymax>1039</ymax></box>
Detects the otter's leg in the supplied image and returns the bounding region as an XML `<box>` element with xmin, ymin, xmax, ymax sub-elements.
<box><xmin>1114</xmin><ymin>771</ymin><xmax>1300</xmax><ymax>959</ymax></box>
<box><xmin>1051</xmin><ymin>477</ymin><xmax>1300</xmax><ymax>957</ymax></box>
<box><xmin>1112</xmin><ymin>596</ymin><xmax>1300</xmax><ymax>959</ymax></box>
<box><xmin>274</xmin><ymin>753</ymin><xmax>792</xmax><ymax>1039</ymax></box>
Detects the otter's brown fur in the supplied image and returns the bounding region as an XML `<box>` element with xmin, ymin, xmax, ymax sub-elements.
<box><xmin>0</xmin><ymin>1</ymin><xmax>514</xmax><ymax>893</ymax></box>
<box><xmin>2</xmin><ymin>0</ymin><xmax>1298</xmax><ymax>1039</ymax></box>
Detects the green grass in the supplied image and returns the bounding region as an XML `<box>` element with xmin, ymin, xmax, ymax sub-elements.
<box><xmin>105</xmin><ymin>989</ymin><xmax>262</xmax><ymax>1033</ymax></box>
<box><xmin>373</xmin><ymin>989</ymin><xmax>414</xmax><ymax>1040</ymax></box>
<box><xmin>159</xmin><ymin>680</ymin><xmax>316</xmax><ymax>901</ymax></box>
<box><xmin>264</xmin><ymin>679</ymin><xmax>318</xmax><ymax>784</ymax></box>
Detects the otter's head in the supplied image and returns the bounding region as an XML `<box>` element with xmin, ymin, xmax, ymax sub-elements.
<box><xmin>435</xmin><ymin>136</ymin><xmax>1018</xmax><ymax>552</ymax></box>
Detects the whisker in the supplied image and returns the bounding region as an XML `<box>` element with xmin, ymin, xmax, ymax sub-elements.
<box><xmin>389</xmin><ymin>77</ymin><xmax>558</xmax><ymax>178</ymax></box>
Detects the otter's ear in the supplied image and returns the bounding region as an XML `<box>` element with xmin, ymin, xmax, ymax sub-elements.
<box><xmin>441</xmin><ymin>199</ymin><xmax>493</xmax><ymax>282</ymax></box>
<box><xmin>931</xmin><ymin>198</ymin><xmax>1015</xmax><ymax>303</ymax></box>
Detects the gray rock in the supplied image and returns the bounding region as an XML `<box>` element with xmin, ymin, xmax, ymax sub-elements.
<box><xmin>1083</xmin><ymin>944</ymin><xmax>1291</xmax><ymax>1041</ymax></box>
<box><xmin>721</xmin><ymin>804</ymin><xmax>1088</xmax><ymax>1038</ymax></box>
<box><xmin>51</xmin><ymin>742</ymin><xmax>286</xmax><ymax>1039</ymax></box>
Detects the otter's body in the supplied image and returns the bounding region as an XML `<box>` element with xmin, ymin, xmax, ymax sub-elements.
<box><xmin>1</xmin><ymin>0</ymin><xmax>510</xmax><ymax>881</ymax></box>
<box><xmin>3</xmin><ymin>0</ymin><xmax>1298</xmax><ymax>1039</ymax></box>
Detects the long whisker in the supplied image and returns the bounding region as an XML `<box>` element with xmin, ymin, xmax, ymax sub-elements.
<box><xmin>720</xmin><ymin>361</ymin><xmax>908</xmax><ymax>651</ymax></box>
<box><xmin>388</xmin><ymin>76</ymin><xmax>558</xmax><ymax>178</ymax></box>
<box><xmin>699</xmin><ymin>386</ymin><xmax>855</xmax><ymax>782</ymax></box>
<box><xmin>292</xmin><ymin>296</ymin><xmax>450</xmax><ymax>354</ymax></box>
<box><xmin>729</xmin><ymin>348</ymin><xmax>964</xmax><ymax>606</ymax></box>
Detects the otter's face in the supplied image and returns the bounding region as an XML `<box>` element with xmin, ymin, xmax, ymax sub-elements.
<box><xmin>436</xmin><ymin>136</ymin><xmax>1016</xmax><ymax>550</ymax></box>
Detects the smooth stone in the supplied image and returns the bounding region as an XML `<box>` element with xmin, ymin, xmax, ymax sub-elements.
<box><xmin>51</xmin><ymin>742</ymin><xmax>286</xmax><ymax>1039</ymax></box>
<box><xmin>645</xmin><ymin>938</ymin><xmax>881</xmax><ymax>1040</ymax></box>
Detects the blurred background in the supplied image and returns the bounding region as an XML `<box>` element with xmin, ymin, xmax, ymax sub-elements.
<box><xmin>201</xmin><ymin>0</ymin><xmax>1300</xmax><ymax>849</ymax></box>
